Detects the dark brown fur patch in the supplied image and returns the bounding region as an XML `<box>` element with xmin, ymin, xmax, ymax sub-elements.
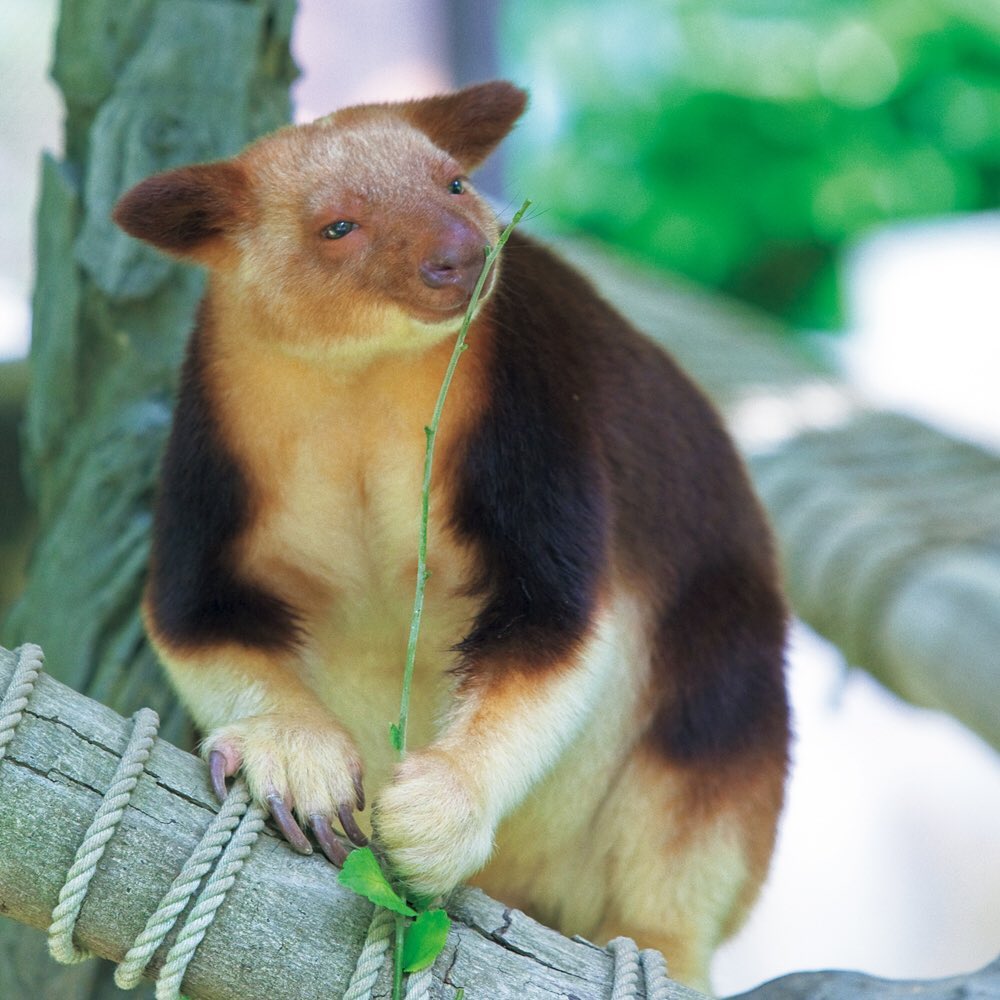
<box><xmin>113</xmin><ymin>161</ymin><xmax>249</xmax><ymax>257</ymax></box>
<box><xmin>451</xmin><ymin>314</ymin><xmax>607</xmax><ymax>666</ymax></box>
<box><xmin>455</xmin><ymin>232</ymin><xmax>789</xmax><ymax>763</ymax></box>
<box><xmin>394</xmin><ymin>81</ymin><xmax>528</xmax><ymax>169</ymax></box>
<box><xmin>145</xmin><ymin>302</ymin><xmax>301</xmax><ymax>652</ymax></box>
<box><xmin>648</xmin><ymin>555</ymin><xmax>789</xmax><ymax>761</ymax></box>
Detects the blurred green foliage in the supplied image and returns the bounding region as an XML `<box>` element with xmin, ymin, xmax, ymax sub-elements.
<box><xmin>503</xmin><ymin>1</ymin><xmax>1000</xmax><ymax>330</ymax></box>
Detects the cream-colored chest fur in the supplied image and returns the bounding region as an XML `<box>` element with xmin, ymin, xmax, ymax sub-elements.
<box><xmin>204</xmin><ymin>331</ymin><xmax>487</xmax><ymax>786</ymax></box>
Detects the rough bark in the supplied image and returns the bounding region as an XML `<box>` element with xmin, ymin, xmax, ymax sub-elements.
<box><xmin>10</xmin><ymin>0</ymin><xmax>297</xmax><ymax>737</ymax></box>
<box><xmin>0</xmin><ymin>646</ymin><xmax>698</xmax><ymax>1000</ymax></box>
<box><xmin>2</xmin><ymin>2</ymin><xmax>297</xmax><ymax>995</ymax></box>
<box><xmin>2</xmin><ymin>646</ymin><xmax>997</xmax><ymax>1000</ymax></box>
<box><xmin>732</xmin><ymin>960</ymin><xmax>1000</xmax><ymax>1000</ymax></box>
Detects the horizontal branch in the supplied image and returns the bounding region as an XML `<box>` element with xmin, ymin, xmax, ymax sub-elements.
<box><xmin>0</xmin><ymin>646</ymin><xmax>692</xmax><ymax>1000</ymax></box>
<box><xmin>2</xmin><ymin>645</ymin><xmax>997</xmax><ymax>999</ymax></box>
<box><xmin>730</xmin><ymin>959</ymin><xmax>1000</xmax><ymax>1000</ymax></box>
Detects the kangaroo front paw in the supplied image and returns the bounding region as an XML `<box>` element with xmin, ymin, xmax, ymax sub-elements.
<box><xmin>373</xmin><ymin>749</ymin><xmax>494</xmax><ymax>901</ymax></box>
<box><xmin>202</xmin><ymin>714</ymin><xmax>366</xmax><ymax>866</ymax></box>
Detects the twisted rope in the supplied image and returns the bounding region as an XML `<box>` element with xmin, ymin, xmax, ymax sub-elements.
<box><xmin>342</xmin><ymin>910</ymin><xmax>672</xmax><ymax>1000</ymax></box>
<box><xmin>3</xmin><ymin>646</ymin><xmax>672</xmax><ymax>999</ymax></box>
<box><xmin>608</xmin><ymin>936</ymin><xmax>672</xmax><ymax>1000</ymax></box>
<box><xmin>48</xmin><ymin>704</ymin><xmax>160</xmax><ymax>963</ymax></box>
<box><xmin>0</xmin><ymin>643</ymin><xmax>43</xmax><ymax>762</ymax></box>
<box><xmin>640</xmin><ymin>947</ymin><xmax>672</xmax><ymax>1000</ymax></box>
<box><xmin>404</xmin><ymin>962</ymin><xmax>435</xmax><ymax>1000</ymax></box>
<box><xmin>338</xmin><ymin>910</ymin><xmax>441</xmax><ymax>1000</ymax></box>
<box><xmin>0</xmin><ymin>644</ymin><xmax>265</xmax><ymax>998</ymax></box>
<box><xmin>154</xmin><ymin>797</ymin><xmax>268</xmax><ymax>1000</ymax></box>
<box><xmin>115</xmin><ymin>780</ymin><xmax>254</xmax><ymax>989</ymax></box>
<box><xmin>343</xmin><ymin>905</ymin><xmax>396</xmax><ymax>999</ymax></box>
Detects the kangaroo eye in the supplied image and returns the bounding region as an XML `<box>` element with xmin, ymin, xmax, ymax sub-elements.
<box><xmin>449</xmin><ymin>178</ymin><xmax>465</xmax><ymax>195</ymax></box>
<box><xmin>322</xmin><ymin>220</ymin><xmax>357</xmax><ymax>240</ymax></box>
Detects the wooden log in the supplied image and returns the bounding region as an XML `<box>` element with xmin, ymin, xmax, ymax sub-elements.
<box><xmin>730</xmin><ymin>959</ymin><xmax>1000</xmax><ymax>1000</ymax></box>
<box><xmin>2</xmin><ymin>645</ymin><xmax>998</xmax><ymax>999</ymax></box>
<box><xmin>0</xmin><ymin>646</ymin><xmax>698</xmax><ymax>1000</ymax></box>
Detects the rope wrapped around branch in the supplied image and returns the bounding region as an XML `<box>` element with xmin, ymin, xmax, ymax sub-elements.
<box><xmin>0</xmin><ymin>643</ymin><xmax>670</xmax><ymax>999</ymax></box>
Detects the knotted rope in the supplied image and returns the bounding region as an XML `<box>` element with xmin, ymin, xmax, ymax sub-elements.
<box><xmin>1</xmin><ymin>644</ymin><xmax>670</xmax><ymax>999</ymax></box>
<box><xmin>1</xmin><ymin>644</ymin><xmax>263</xmax><ymax>998</ymax></box>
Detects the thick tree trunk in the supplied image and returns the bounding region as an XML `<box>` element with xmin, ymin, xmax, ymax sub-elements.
<box><xmin>0</xmin><ymin>360</ymin><xmax>32</xmax><ymax>622</ymax></box>
<box><xmin>2</xmin><ymin>2</ymin><xmax>297</xmax><ymax>995</ymax></box>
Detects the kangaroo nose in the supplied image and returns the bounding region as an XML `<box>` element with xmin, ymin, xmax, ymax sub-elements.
<box><xmin>419</xmin><ymin>221</ymin><xmax>485</xmax><ymax>297</ymax></box>
<box><xmin>419</xmin><ymin>251</ymin><xmax>484</xmax><ymax>296</ymax></box>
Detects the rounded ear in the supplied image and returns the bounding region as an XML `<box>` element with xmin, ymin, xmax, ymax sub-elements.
<box><xmin>112</xmin><ymin>161</ymin><xmax>249</xmax><ymax>261</ymax></box>
<box><xmin>398</xmin><ymin>80</ymin><xmax>528</xmax><ymax>170</ymax></box>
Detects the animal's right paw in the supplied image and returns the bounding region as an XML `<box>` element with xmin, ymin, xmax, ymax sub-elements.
<box><xmin>202</xmin><ymin>714</ymin><xmax>366</xmax><ymax>866</ymax></box>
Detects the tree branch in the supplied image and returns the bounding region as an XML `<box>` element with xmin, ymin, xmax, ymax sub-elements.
<box><xmin>2</xmin><ymin>646</ymin><xmax>997</xmax><ymax>999</ymax></box>
<box><xmin>0</xmin><ymin>646</ymin><xmax>698</xmax><ymax>1000</ymax></box>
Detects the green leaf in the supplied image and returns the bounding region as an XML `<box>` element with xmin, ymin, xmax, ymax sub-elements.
<box><xmin>403</xmin><ymin>908</ymin><xmax>451</xmax><ymax>972</ymax></box>
<box><xmin>338</xmin><ymin>847</ymin><xmax>415</xmax><ymax>916</ymax></box>
<box><xmin>389</xmin><ymin>722</ymin><xmax>403</xmax><ymax>752</ymax></box>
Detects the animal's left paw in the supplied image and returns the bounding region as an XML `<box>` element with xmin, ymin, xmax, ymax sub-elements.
<box><xmin>372</xmin><ymin>748</ymin><xmax>495</xmax><ymax>901</ymax></box>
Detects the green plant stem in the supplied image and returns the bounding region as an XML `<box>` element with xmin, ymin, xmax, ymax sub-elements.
<box><xmin>387</xmin><ymin>200</ymin><xmax>529</xmax><ymax>1000</ymax></box>
<box><xmin>393</xmin><ymin>913</ymin><xmax>406</xmax><ymax>998</ymax></box>
<box><xmin>394</xmin><ymin>200</ymin><xmax>531</xmax><ymax>760</ymax></box>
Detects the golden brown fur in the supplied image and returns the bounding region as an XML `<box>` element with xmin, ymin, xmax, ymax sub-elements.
<box><xmin>115</xmin><ymin>81</ymin><xmax>789</xmax><ymax>992</ymax></box>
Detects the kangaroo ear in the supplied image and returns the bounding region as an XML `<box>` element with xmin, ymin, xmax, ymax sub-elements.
<box><xmin>399</xmin><ymin>80</ymin><xmax>528</xmax><ymax>170</ymax></box>
<box><xmin>113</xmin><ymin>161</ymin><xmax>249</xmax><ymax>262</ymax></box>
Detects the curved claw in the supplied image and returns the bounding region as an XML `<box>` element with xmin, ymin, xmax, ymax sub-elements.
<box><xmin>209</xmin><ymin>749</ymin><xmax>232</xmax><ymax>803</ymax></box>
<box><xmin>266</xmin><ymin>792</ymin><xmax>312</xmax><ymax>855</ymax></box>
<box><xmin>353</xmin><ymin>770</ymin><xmax>366</xmax><ymax>812</ymax></box>
<box><xmin>337</xmin><ymin>803</ymin><xmax>368</xmax><ymax>847</ymax></box>
<box><xmin>310</xmin><ymin>814</ymin><xmax>349</xmax><ymax>866</ymax></box>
